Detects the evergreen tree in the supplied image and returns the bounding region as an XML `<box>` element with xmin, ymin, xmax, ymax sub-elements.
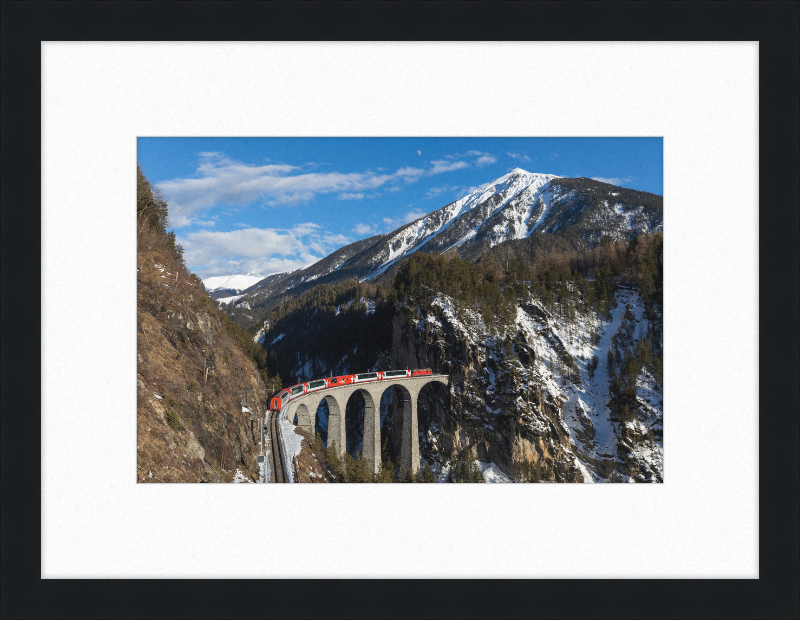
<box><xmin>621</xmin><ymin>403</ymin><xmax>633</xmax><ymax>423</ymax></box>
<box><xmin>137</xmin><ymin>165</ymin><xmax>168</xmax><ymax>237</ymax></box>
<box><xmin>422</xmin><ymin>463</ymin><xmax>436</xmax><ymax>483</ymax></box>
<box><xmin>376</xmin><ymin>461</ymin><xmax>397</xmax><ymax>482</ymax></box>
<box><xmin>325</xmin><ymin>444</ymin><xmax>343</xmax><ymax>482</ymax></box>
<box><xmin>587</xmin><ymin>355</ymin><xmax>599</xmax><ymax>380</ymax></box>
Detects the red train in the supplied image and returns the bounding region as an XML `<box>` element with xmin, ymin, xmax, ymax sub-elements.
<box><xmin>269</xmin><ymin>369</ymin><xmax>433</xmax><ymax>411</ymax></box>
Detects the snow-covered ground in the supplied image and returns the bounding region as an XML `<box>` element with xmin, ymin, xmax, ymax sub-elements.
<box><xmin>478</xmin><ymin>462</ymin><xmax>513</xmax><ymax>483</ymax></box>
<box><xmin>232</xmin><ymin>468</ymin><xmax>251</xmax><ymax>483</ymax></box>
<box><xmin>278</xmin><ymin>408</ymin><xmax>304</xmax><ymax>483</ymax></box>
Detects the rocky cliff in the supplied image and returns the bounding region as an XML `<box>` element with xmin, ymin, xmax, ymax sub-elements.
<box><xmin>389</xmin><ymin>287</ymin><xmax>663</xmax><ymax>482</ymax></box>
<box><xmin>390</xmin><ymin>297</ymin><xmax>584</xmax><ymax>482</ymax></box>
<box><xmin>137</xmin><ymin>238</ymin><xmax>267</xmax><ymax>482</ymax></box>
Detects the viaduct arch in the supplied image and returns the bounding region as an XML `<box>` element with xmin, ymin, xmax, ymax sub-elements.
<box><xmin>282</xmin><ymin>375</ymin><xmax>449</xmax><ymax>476</ymax></box>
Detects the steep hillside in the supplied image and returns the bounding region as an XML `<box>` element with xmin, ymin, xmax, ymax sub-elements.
<box><xmin>137</xmin><ymin>167</ymin><xmax>268</xmax><ymax>483</ymax></box>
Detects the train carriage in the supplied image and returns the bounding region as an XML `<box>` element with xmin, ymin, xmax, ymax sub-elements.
<box><xmin>353</xmin><ymin>372</ymin><xmax>380</xmax><ymax>383</ymax></box>
<box><xmin>270</xmin><ymin>389</ymin><xmax>290</xmax><ymax>411</ymax></box>
<box><xmin>306</xmin><ymin>379</ymin><xmax>326</xmax><ymax>393</ymax></box>
<box><xmin>382</xmin><ymin>369</ymin><xmax>411</xmax><ymax>379</ymax></box>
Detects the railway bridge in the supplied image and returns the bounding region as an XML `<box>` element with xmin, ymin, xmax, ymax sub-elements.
<box><xmin>281</xmin><ymin>374</ymin><xmax>449</xmax><ymax>476</ymax></box>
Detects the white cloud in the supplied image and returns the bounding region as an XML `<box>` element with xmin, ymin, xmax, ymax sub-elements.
<box><xmin>158</xmin><ymin>151</ymin><xmax>472</xmax><ymax>227</ymax></box>
<box><xmin>507</xmin><ymin>152</ymin><xmax>531</xmax><ymax>163</ymax></box>
<box><xmin>441</xmin><ymin>150</ymin><xmax>497</xmax><ymax>168</ymax></box>
<box><xmin>423</xmin><ymin>185</ymin><xmax>454</xmax><ymax>199</ymax></box>
<box><xmin>591</xmin><ymin>176</ymin><xmax>633</xmax><ymax>186</ymax></box>
<box><xmin>417</xmin><ymin>150</ymin><xmax>421</xmax><ymax>155</ymax></box>
<box><xmin>386</xmin><ymin>186</ymin><xmax>402</xmax><ymax>193</ymax></box>
<box><xmin>429</xmin><ymin>159</ymin><xmax>469</xmax><ymax>174</ymax></box>
<box><xmin>179</xmin><ymin>223</ymin><xmax>352</xmax><ymax>279</ymax></box>
<box><xmin>445</xmin><ymin>150</ymin><xmax>486</xmax><ymax>159</ymax></box>
<box><xmin>354</xmin><ymin>223</ymin><xmax>375</xmax><ymax>235</ymax></box>
<box><xmin>194</xmin><ymin>220</ymin><xmax>216</xmax><ymax>227</ymax></box>
<box><xmin>395</xmin><ymin>166</ymin><xmax>426</xmax><ymax>182</ymax></box>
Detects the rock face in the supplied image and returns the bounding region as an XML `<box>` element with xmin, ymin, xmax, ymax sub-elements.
<box><xmin>389</xmin><ymin>287</ymin><xmax>663</xmax><ymax>483</ymax></box>
<box><xmin>137</xmin><ymin>245</ymin><xmax>267</xmax><ymax>483</ymax></box>
<box><xmin>389</xmin><ymin>298</ymin><xmax>581</xmax><ymax>482</ymax></box>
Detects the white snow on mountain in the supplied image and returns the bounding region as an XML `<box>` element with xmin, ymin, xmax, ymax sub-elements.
<box><xmin>364</xmin><ymin>169</ymin><xmax>560</xmax><ymax>279</ymax></box>
<box><xmin>215</xmin><ymin>294</ymin><xmax>244</xmax><ymax>306</ymax></box>
<box><xmin>203</xmin><ymin>272</ymin><xmax>265</xmax><ymax>293</ymax></box>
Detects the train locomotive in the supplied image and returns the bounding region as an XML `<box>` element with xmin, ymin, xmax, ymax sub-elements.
<box><xmin>269</xmin><ymin>368</ymin><xmax>433</xmax><ymax>411</ymax></box>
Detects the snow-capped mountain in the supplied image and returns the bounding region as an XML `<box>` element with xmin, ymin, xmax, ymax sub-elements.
<box><xmin>202</xmin><ymin>272</ymin><xmax>266</xmax><ymax>297</ymax></box>
<box><xmin>227</xmin><ymin>169</ymin><xmax>662</xmax><ymax>312</ymax></box>
<box><xmin>358</xmin><ymin>168</ymin><xmax>661</xmax><ymax>278</ymax></box>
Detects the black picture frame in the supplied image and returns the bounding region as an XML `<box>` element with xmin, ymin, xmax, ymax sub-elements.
<box><xmin>2</xmin><ymin>2</ymin><xmax>797</xmax><ymax>618</ymax></box>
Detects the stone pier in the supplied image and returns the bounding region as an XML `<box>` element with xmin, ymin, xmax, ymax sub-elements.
<box><xmin>361</xmin><ymin>392</ymin><xmax>380</xmax><ymax>473</ymax></box>
<box><xmin>325</xmin><ymin>395</ymin><xmax>345</xmax><ymax>455</ymax></box>
<box><xmin>399</xmin><ymin>392</ymin><xmax>420</xmax><ymax>477</ymax></box>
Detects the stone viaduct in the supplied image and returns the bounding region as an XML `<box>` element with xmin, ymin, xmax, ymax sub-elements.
<box><xmin>281</xmin><ymin>374</ymin><xmax>449</xmax><ymax>476</ymax></box>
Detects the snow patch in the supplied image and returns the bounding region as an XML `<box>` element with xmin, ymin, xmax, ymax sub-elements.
<box><xmin>215</xmin><ymin>294</ymin><xmax>244</xmax><ymax>306</ymax></box>
<box><xmin>232</xmin><ymin>469</ymin><xmax>251</xmax><ymax>483</ymax></box>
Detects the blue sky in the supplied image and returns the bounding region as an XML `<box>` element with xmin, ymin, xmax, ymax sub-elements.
<box><xmin>137</xmin><ymin>137</ymin><xmax>662</xmax><ymax>279</ymax></box>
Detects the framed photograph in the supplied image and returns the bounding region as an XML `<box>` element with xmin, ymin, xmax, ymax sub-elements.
<box><xmin>2</xmin><ymin>2</ymin><xmax>797</xmax><ymax>618</ymax></box>
<box><xmin>135</xmin><ymin>136</ymin><xmax>663</xmax><ymax>487</ymax></box>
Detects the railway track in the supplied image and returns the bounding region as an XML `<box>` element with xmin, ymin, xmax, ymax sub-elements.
<box><xmin>267</xmin><ymin>410</ymin><xmax>289</xmax><ymax>483</ymax></box>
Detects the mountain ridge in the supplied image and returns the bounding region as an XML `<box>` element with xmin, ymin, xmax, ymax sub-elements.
<box><xmin>222</xmin><ymin>169</ymin><xmax>662</xmax><ymax>317</ymax></box>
